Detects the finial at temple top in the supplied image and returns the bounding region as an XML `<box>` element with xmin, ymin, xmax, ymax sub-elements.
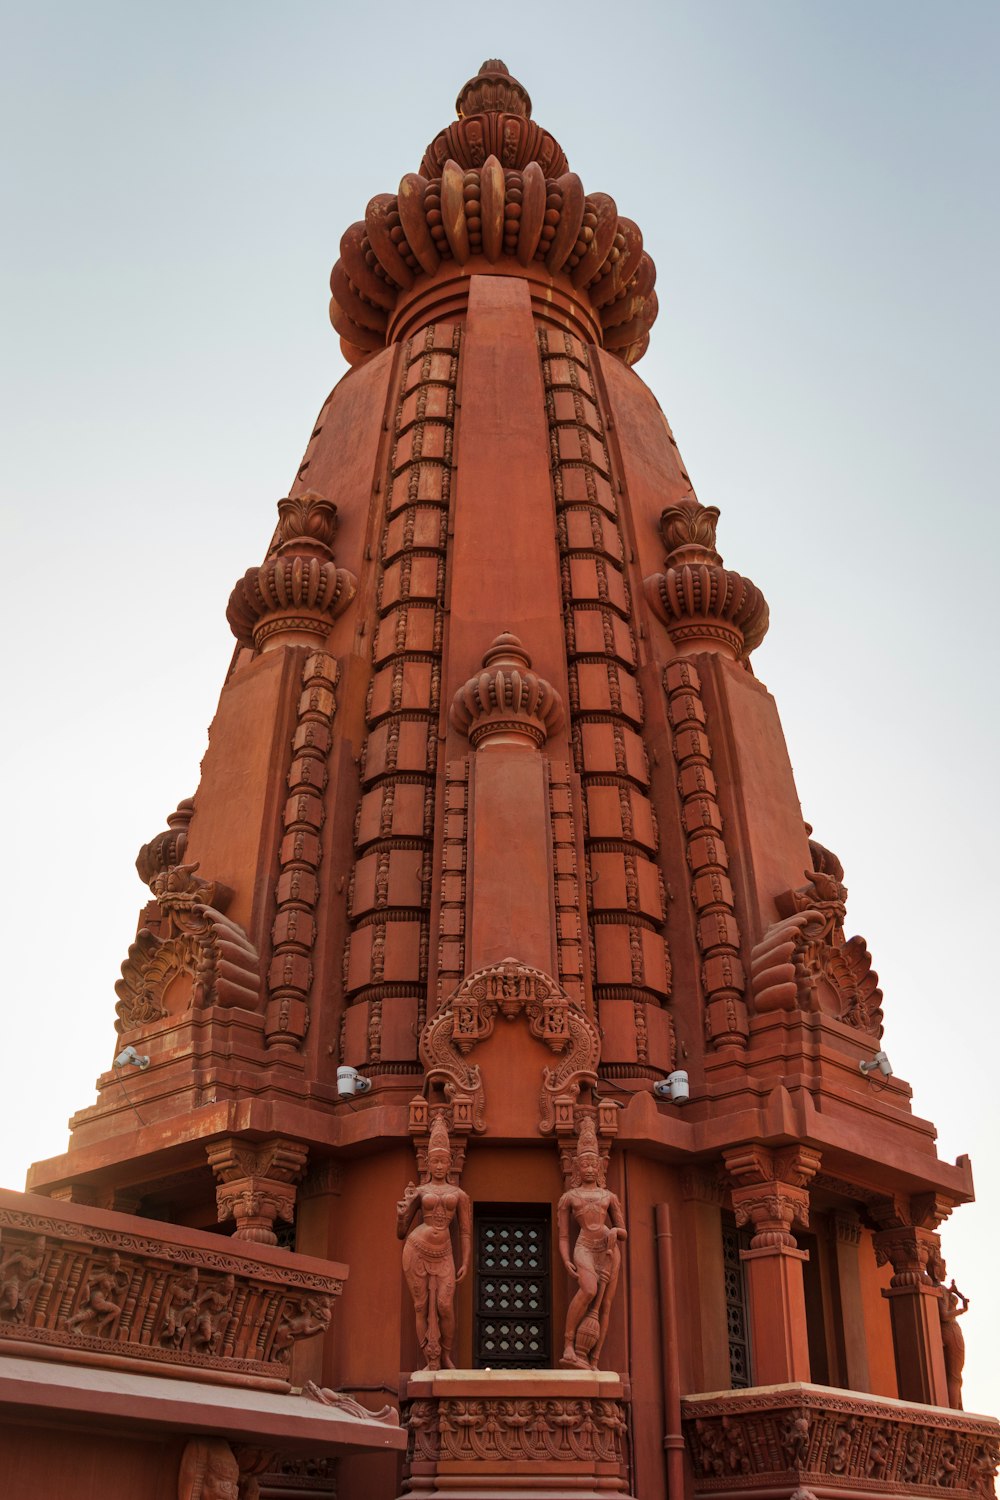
<box><xmin>456</xmin><ymin>59</ymin><xmax>532</xmax><ymax>120</ymax></box>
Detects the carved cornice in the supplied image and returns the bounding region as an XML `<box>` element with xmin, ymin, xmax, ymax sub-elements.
<box><xmin>449</xmin><ymin>633</ymin><xmax>563</xmax><ymax>749</ymax></box>
<box><xmin>645</xmin><ymin>498</ymin><xmax>769</xmax><ymax>661</ymax></box>
<box><xmin>227</xmin><ymin>492</ymin><xmax>357</xmax><ymax>651</ymax></box>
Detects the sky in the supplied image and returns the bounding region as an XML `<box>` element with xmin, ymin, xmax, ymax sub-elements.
<box><xmin>2</xmin><ymin>0</ymin><xmax>997</xmax><ymax>1415</ymax></box>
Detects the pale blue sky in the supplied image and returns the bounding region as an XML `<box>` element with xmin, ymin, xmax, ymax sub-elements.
<box><xmin>2</xmin><ymin>1</ymin><xmax>997</xmax><ymax>1412</ymax></box>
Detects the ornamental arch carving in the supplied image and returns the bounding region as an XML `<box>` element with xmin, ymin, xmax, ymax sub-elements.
<box><xmin>413</xmin><ymin>957</ymin><xmax>601</xmax><ymax>1136</ymax></box>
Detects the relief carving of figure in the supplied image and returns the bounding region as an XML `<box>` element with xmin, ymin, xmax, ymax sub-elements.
<box><xmin>0</xmin><ymin>1234</ymin><xmax>45</xmax><ymax>1322</ymax></box>
<box><xmin>160</xmin><ymin>1267</ymin><xmax>199</xmax><ymax>1348</ymax></box>
<box><xmin>65</xmin><ymin>1251</ymin><xmax>129</xmax><ymax>1337</ymax></box>
<box><xmin>189</xmin><ymin>1273</ymin><xmax>235</xmax><ymax>1354</ymax></box>
<box><xmin>396</xmin><ymin>1114</ymin><xmax>471</xmax><ymax>1371</ymax></box>
<box><xmin>177</xmin><ymin>1437</ymin><xmax>241</xmax><ymax>1500</ymax></box>
<box><xmin>931</xmin><ymin>1254</ymin><xmax>969</xmax><ymax>1409</ymax></box>
<box><xmin>558</xmin><ymin>1117</ymin><xmax>627</xmax><ymax>1370</ymax></box>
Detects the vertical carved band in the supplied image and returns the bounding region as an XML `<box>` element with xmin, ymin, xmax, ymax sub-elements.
<box><xmin>436</xmin><ymin>760</ymin><xmax>469</xmax><ymax>1009</ymax></box>
<box><xmin>664</xmin><ymin>659</ymin><xmax>748</xmax><ymax>1048</ymax></box>
<box><xmin>549</xmin><ymin>761</ymin><xmax>586</xmax><ymax>1004</ymax></box>
<box><xmin>266</xmin><ymin>650</ymin><xmax>339</xmax><ymax>1050</ymax></box>
<box><xmin>345</xmin><ymin>324</ymin><xmax>461</xmax><ymax>1068</ymax></box>
<box><xmin>538</xmin><ymin>329</ymin><xmax>671</xmax><ymax>1065</ymax></box>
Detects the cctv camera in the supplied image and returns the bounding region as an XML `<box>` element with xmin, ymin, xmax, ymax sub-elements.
<box><xmin>114</xmin><ymin>1045</ymin><xmax>150</xmax><ymax>1070</ymax></box>
<box><xmin>859</xmin><ymin>1050</ymin><xmax>892</xmax><ymax>1079</ymax></box>
<box><xmin>337</xmin><ymin>1065</ymin><xmax>371</xmax><ymax>1098</ymax></box>
<box><xmin>652</xmin><ymin>1069</ymin><xmax>690</xmax><ymax>1104</ymax></box>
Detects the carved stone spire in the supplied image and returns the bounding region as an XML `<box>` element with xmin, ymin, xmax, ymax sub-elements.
<box><xmin>227</xmin><ymin>491</ymin><xmax>357</xmax><ymax>651</ymax></box>
<box><xmin>644</xmin><ymin>496</ymin><xmax>769</xmax><ymax>660</ymax></box>
<box><xmin>456</xmin><ymin>59</ymin><xmax>532</xmax><ymax>120</ymax></box>
<box><xmin>450</xmin><ymin>633</ymin><xmax>564</xmax><ymax>749</ymax></box>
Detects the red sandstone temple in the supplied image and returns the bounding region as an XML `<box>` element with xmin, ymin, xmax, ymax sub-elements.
<box><xmin>2</xmin><ymin>60</ymin><xmax>997</xmax><ymax>1500</ymax></box>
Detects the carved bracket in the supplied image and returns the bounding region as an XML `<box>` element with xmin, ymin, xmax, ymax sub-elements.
<box><xmin>724</xmin><ymin>1145</ymin><xmax>822</xmax><ymax>1250</ymax></box>
<box><xmin>207</xmin><ymin>1137</ymin><xmax>309</xmax><ymax>1247</ymax></box>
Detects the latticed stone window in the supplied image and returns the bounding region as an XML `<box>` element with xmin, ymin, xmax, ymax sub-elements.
<box><xmin>474</xmin><ymin>1205</ymin><xmax>551</xmax><ymax>1368</ymax></box>
<box><xmin>721</xmin><ymin>1212</ymin><xmax>753</xmax><ymax>1389</ymax></box>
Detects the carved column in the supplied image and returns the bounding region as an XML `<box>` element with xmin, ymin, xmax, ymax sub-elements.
<box><xmin>872</xmin><ymin>1222</ymin><xmax>949</xmax><ymax>1406</ymax></box>
<box><xmin>828</xmin><ymin>1210</ymin><xmax>872</xmax><ymax>1393</ymax></box>
<box><xmin>724</xmin><ymin>1144</ymin><xmax>821</xmax><ymax>1385</ymax></box>
<box><xmin>207</xmin><ymin>1137</ymin><xmax>309</xmax><ymax>1246</ymax></box>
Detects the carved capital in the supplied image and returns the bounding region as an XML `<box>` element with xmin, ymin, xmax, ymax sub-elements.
<box><xmin>207</xmin><ymin>1138</ymin><xmax>309</xmax><ymax>1247</ymax></box>
<box><xmin>450</xmin><ymin>633</ymin><xmax>563</xmax><ymax>750</ymax></box>
<box><xmin>724</xmin><ymin>1145</ymin><xmax>820</xmax><ymax>1249</ymax></box>
<box><xmin>873</xmin><ymin>1225</ymin><xmax>942</xmax><ymax>1288</ymax></box>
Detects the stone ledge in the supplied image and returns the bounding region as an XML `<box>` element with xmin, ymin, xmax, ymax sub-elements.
<box><xmin>682</xmin><ymin>1382</ymin><xmax>999</xmax><ymax>1498</ymax></box>
<box><xmin>0</xmin><ymin>1188</ymin><xmax>344</xmax><ymax>1386</ymax></box>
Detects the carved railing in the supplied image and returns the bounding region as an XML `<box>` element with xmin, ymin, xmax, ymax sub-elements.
<box><xmin>0</xmin><ymin>1189</ymin><xmax>344</xmax><ymax>1385</ymax></box>
<box><xmin>682</xmin><ymin>1384</ymin><xmax>999</xmax><ymax>1499</ymax></box>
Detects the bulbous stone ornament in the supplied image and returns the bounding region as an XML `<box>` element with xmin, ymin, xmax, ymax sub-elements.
<box><xmin>396</xmin><ymin>1115</ymin><xmax>471</xmax><ymax>1371</ymax></box>
<box><xmin>450</xmin><ymin>633</ymin><xmax>563</xmax><ymax>749</ymax></box>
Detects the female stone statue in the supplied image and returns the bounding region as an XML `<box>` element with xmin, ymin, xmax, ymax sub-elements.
<box><xmin>177</xmin><ymin>1438</ymin><xmax>240</xmax><ymax>1500</ymax></box>
<box><xmin>558</xmin><ymin>1116</ymin><xmax>627</xmax><ymax>1370</ymax></box>
<box><xmin>396</xmin><ymin>1114</ymin><xmax>471</xmax><ymax>1370</ymax></box>
<box><xmin>931</xmin><ymin>1254</ymin><xmax>969</xmax><ymax>1409</ymax></box>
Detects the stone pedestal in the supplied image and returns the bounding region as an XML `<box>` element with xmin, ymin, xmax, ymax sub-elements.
<box><xmin>400</xmin><ymin>1369</ymin><xmax>634</xmax><ymax>1498</ymax></box>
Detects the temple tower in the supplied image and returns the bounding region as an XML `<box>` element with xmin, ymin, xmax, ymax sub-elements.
<box><xmin>17</xmin><ymin>60</ymin><xmax>998</xmax><ymax>1500</ymax></box>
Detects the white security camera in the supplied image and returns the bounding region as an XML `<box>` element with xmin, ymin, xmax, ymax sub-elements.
<box><xmin>652</xmin><ymin>1070</ymin><xmax>690</xmax><ymax>1104</ymax></box>
<box><xmin>859</xmin><ymin>1050</ymin><xmax>892</xmax><ymax>1078</ymax></box>
<box><xmin>114</xmin><ymin>1045</ymin><xmax>150</xmax><ymax>1070</ymax></box>
<box><xmin>337</xmin><ymin>1065</ymin><xmax>371</xmax><ymax>1098</ymax></box>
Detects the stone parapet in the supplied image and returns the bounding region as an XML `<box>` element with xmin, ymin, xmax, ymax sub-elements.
<box><xmin>682</xmin><ymin>1383</ymin><xmax>1000</xmax><ymax>1499</ymax></box>
<box><xmin>401</xmin><ymin>1368</ymin><xmax>633</xmax><ymax>1497</ymax></box>
<box><xmin>0</xmin><ymin>1188</ymin><xmax>343</xmax><ymax>1388</ymax></box>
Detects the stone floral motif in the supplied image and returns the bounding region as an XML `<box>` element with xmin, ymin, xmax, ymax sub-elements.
<box><xmin>303</xmin><ymin>1380</ymin><xmax>399</xmax><ymax>1425</ymax></box>
<box><xmin>406</xmin><ymin>1394</ymin><xmax>629</xmax><ymax>1467</ymax></box>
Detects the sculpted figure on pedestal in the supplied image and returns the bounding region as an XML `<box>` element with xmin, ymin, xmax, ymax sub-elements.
<box><xmin>396</xmin><ymin>1114</ymin><xmax>471</xmax><ymax>1370</ymax></box>
<box><xmin>932</xmin><ymin>1254</ymin><xmax>970</xmax><ymax>1409</ymax></box>
<box><xmin>558</xmin><ymin>1117</ymin><xmax>627</xmax><ymax>1370</ymax></box>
